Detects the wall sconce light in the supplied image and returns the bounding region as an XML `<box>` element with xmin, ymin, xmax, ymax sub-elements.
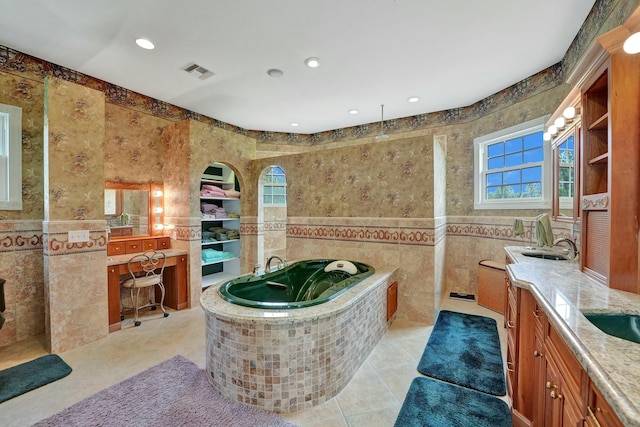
<box><xmin>623</xmin><ymin>32</ymin><xmax>640</xmax><ymax>54</ymax></box>
<box><xmin>150</xmin><ymin>183</ymin><xmax>164</xmax><ymax>236</ymax></box>
<box><xmin>563</xmin><ymin>106</ymin><xmax>577</xmax><ymax>120</ymax></box>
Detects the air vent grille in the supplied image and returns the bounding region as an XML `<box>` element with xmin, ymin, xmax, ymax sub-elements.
<box><xmin>183</xmin><ymin>63</ymin><xmax>214</xmax><ymax>80</ymax></box>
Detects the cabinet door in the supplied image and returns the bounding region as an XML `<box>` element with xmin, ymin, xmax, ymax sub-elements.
<box><xmin>532</xmin><ymin>331</ymin><xmax>546</xmax><ymax>426</ymax></box>
<box><xmin>543</xmin><ymin>355</ymin><xmax>564</xmax><ymax>427</ymax></box>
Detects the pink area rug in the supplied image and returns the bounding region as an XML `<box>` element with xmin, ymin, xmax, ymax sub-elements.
<box><xmin>34</xmin><ymin>355</ymin><xmax>297</xmax><ymax>427</ymax></box>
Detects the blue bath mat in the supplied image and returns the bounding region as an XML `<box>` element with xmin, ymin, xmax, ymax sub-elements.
<box><xmin>394</xmin><ymin>376</ymin><xmax>512</xmax><ymax>427</ymax></box>
<box><xmin>417</xmin><ymin>310</ymin><xmax>506</xmax><ymax>396</ymax></box>
<box><xmin>0</xmin><ymin>354</ymin><xmax>72</xmax><ymax>403</ymax></box>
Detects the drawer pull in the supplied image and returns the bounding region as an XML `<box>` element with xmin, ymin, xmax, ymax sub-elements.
<box><xmin>506</xmin><ymin>362</ymin><xmax>515</xmax><ymax>373</ymax></box>
<box><xmin>549</xmin><ymin>390</ymin><xmax>562</xmax><ymax>400</ymax></box>
<box><xmin>506</xmin><ymin>321</ymin><xmax>516</xmax><ymax>329</ymax></box>
<box><xmin>533</xmin><ymin>350</ymin><xmax>543</xmax><ymax>358</ymax></box>
<box><xmin>587</xmin><ymin>406</ymin><xmax>603</xmax><ymax>427</ymax></box>
<box><xmin>533</xmin><ymin>308</ymin><xmax>541</xmax><ymax>318</ymax></box>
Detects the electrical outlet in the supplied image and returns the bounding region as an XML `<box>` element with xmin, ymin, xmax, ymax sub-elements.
<box><xmin>68</xmin><ymin>230</ymin><xmax>90</xmax><ymax>243</ymax></box>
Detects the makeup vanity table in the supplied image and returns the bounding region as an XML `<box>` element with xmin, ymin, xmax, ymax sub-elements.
<box><xmin>106</xmin><ymin>236</ymin><xmax>188</xmax><ymax>333</ymax></box>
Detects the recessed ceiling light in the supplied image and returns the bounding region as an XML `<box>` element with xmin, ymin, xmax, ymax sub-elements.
<box><xmin>304</xmin><ymin>57</ymin><xmax>320</xmax><ymax>68</ymax></box>
<box><xmin>408</xmin><ymin>96</ymin><xmax>420</xmax><ymax>103</ymax></box>
<box><xmin>135</xmin><ymin>38</ymin><xmax>155</xmax><ymax>50</ymax></box>
<box><xmin>267</xmin><ymin>68</ymin><xmax>284</xmax><ymax>77</ymax></box>
<box><xmin>290</xmin><ymin>122</ymin><xmax>299</xmax><ymax>127</ymax></box>
<box><xmin>348</xmin><ymin>109</ymin><xmax>359</xmax><ymax>115</ymax></box>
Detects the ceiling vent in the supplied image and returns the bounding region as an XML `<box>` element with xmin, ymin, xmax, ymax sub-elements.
<box><xmin>183</xmin><ymin>63</ymin><xmax>214</xmax><ymax>80</ymax></box>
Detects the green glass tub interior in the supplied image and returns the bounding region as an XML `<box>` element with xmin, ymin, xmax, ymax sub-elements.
<box><xmin>219</xmin><ymin>259</ymin><xmax>374</xmax><ymax>309</ymax></box>
<box><xmin>582</xmin><ymin>312</ymin><xmax>640</xmax><ymax>345</ymax></box>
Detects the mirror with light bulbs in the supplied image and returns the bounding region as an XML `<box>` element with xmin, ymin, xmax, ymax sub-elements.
<box><xmin>544</xmin><ymin>93</ymin><xmax>581</xmax><ymax>223</ymax></box>
<box><xmin>104</xmin><ymin>181</ymin><xmax>164</xmax><ymax>238</ymax></box>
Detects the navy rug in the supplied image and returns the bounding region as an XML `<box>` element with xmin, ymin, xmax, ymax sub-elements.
<box><xmin>0</xmin><ymin>354</ymin><xmax>72</xmax><ymax>403</ymax></box>
<box><xmin>417</xmin><ymin>310</ymin><xmax>506</xmax><ymax>396</ymax></box>
<box><xmin>394</xmin><ymin>376</ymin><xmax>512</xmax><ymax>427</ymax></box>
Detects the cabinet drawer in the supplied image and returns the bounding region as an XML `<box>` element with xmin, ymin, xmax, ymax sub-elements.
<box><xmin>107</xmin><ymin>242</ymin><xmax>126</xmax><ymax>255</ymax></box>
<box><xmin>156</xmin><ymin>237</ymin><xmax>170</xmax><ymax>250</ymax></box>
<box><xmin>125</xmin><ymin>240</ymin><xmax>143</xmax><ymax>254</ymax></box>
<box><xmin>143</xmin><ymin>239</ymin><xmax>157</xmax><ymax>251</ymax></box>
<box><xmin>586</xmin><ymin>381</ymin><xmax>624</xmax><ymax>427</ymax></box>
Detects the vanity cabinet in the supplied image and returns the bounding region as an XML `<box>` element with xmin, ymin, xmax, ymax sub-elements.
<box><xmin>200</xmin><ymin>163</ymin><xmax>241</xmax><ymax>289</ymax></box>
<box><xmin>507</xmin><ymin>276</ymin><xmax>624</xmax><ymax>427</ymax></box>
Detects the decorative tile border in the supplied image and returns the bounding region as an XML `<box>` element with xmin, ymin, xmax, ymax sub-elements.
<box><xmin>0</xmin><ymin>230</ymin><xmax>43</xmax><ymax>253</ymax></box>
<box><xmin>287</xmin><ymin>222</ymin><xmax>437</xmax><ymax>246</ymax></box>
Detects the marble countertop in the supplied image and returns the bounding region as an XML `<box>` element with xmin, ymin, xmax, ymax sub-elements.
<box><xmin>505</xmin><ymin>246</ymin><xmax>640</xmax><ymax>427</ymax></box>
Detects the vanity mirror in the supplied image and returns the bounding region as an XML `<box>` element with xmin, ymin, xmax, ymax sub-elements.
<box><xmin>546</xmin><ymin>92</ymin><xmax>581</xmax><ymax>223</ymax></box>
<box><xmin>104</xmin><ymin>181</ymin><xmax>164</xmax><ymax>238</ymax></box>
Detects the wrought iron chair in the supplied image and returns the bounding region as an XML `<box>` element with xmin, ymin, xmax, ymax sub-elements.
<box><xmin>121</xmin><ymin>251</ymin><xmax>169</xmax><ymax>326</ymax></box>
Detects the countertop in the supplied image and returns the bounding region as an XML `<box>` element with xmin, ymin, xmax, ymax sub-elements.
<box><xmin>505</xmin><ymin>246</ymin><xmax>640</xmax><ymax>427</ymax></box>
<box><xmin>107</xmin><ymin>249</ymin><xmax>188</xmax><ymax>266</ymax></box>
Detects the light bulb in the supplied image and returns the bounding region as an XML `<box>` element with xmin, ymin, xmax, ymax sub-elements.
<box><xmin>563</xmin><ymin>106</ymin><xmax>576</xmax><ymax>120</ymax></box>
<box><xmin>548</xmin><ymin>125</ymin><xmax>558</xmax><ymax>135</ymax></box>
<box><xmin>154</xmin><ymin>190</ymin><xmax>163</xmax><ymax>197</ymax></box>
<box><xmin>623</xmin><ymin>32</ymin><xmax>640</xmax><ymax>54</ymax></box>
<box><xmin>135</xmin><ymin>38</ymin><xmax>155</xmax><ymax>50</ymax></box>
<box><xmin>154</xmin><ymin>207</ymin><xmax>163</xmax><ymax>214</ymax></box>
<box><xmin>304</xmin><ymin>57</ymin><xmax>320</xmax><ymax>68</ymax></box>
<box><xmin>543</xmin><ymin>132</ymin><xmax>551</xmax><ymax>142</ymax></box>
<box><xmin>554</xmin><ymin>116</ymin><xmax>566</xmax><ymax>129</ymax></box>
<box><xmin>154</xmin><ymin>224</ymin><xmax>164</xmax><ymax>230</ymax></box>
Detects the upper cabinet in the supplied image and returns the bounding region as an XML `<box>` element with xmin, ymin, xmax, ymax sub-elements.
<box><xmin>566</xmin><ymin>11</ymin><xmax>640</xmax><ymax>293</ymax></box>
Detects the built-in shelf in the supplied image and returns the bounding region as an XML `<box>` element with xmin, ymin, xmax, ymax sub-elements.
<box><xmin>201</xmin><ymin>239</ymin><xmax>240</xmax><ymax>246</ymax></box>
<box><xmin>201</xmin><ymin>217</ymin><xmax>240</xmax><ymax>222</ymax></box>
<box><xmin>588</xmin><ymin>112</ymin><xmax>609</xmax><ymax>130</ymax></box>
<box><xmin>200</xmin><ymin>163</ymin><xmax>241</xmax><ymax>288</ymax></box>
<box><xmin>202</xmin><ymin>256</ymin><xmax>239</xmax><ymax>267</ymax></box>
<box><xmin>588</xmin><ymin>152</ymin><xmax>609</xmax><ymax>165</ymax></box>
<box><xmin>201</xmin><ymin>196</ymin><xmax>240</xmax><ymax>202</ymax></box>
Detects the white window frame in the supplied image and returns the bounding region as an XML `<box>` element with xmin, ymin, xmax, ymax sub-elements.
<box><xmin>474</xmin><ymin>115</ymin><xmax>551</xmax><ymax>210</ymax></box>
<box><xmin>262</xmin><ymin>166</ymin><xmax>287</xmax><ymax>206</ymax></box>
<box><xmin>0</xmin><ymin>103</ymin><xmax>22</xmax><ymax>210</ymax></box>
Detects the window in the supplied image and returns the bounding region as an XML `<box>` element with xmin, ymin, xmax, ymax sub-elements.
<box><xmin>0</xmin><ymin>103</ymin><xmax>22</xmax><ymax>210</ymax></box>
<box><xmin>474</xmin><ymin>116</ymin><xmax>550</xmax><ymax>210</ymax></box>
<box><xmin>263</xmin><ymin>166</ymin><xmax>286</xmax><ymax>205</ymax></box>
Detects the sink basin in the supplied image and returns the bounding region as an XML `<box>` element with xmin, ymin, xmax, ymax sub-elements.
<box><xmin>522</xmin><ymin>252</ymin><xmax>568</xmax><ymax>261</ymax></box>
<box><xmin>582</xmin><ymin>312</ymin><xmax>640</xmax><ymax>345</ymax></box>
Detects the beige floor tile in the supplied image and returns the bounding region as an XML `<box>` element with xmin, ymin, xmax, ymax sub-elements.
<box><xmin>374</xmin><ymin>362</ymin><xmax>421</xmax><ymax>403</ymax></box>
<box><xmin>334</xmin><ymin>362</ymin><xmax>399</xmax><ymax>417</ymax></box>
<box><xmin>282</xmin><ymin>398</ymin><xmax>345</xmax><ymax>426</ymax></box>
<box><xmin>345</xmin><ymin>405</ymin><xmax>401</xmax><ymax>427</ymax></box>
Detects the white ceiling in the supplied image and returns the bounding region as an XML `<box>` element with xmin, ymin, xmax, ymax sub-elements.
<box><xmin>0</xmin><ymin>0</ymin><xmax>596</xmax><ymax>134</ymax></box>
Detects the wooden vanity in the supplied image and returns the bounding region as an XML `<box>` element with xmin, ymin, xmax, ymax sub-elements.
<box><xmin>106</xmin><ymin>236</ymin><xmax>188</xmax><ymax>333</ymax></box>
<box><xmin>505</xmin><ymin>246</ymin><xmax>638</xmax><ymax>427</ymax></box>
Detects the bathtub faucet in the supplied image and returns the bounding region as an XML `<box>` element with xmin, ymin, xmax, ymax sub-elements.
<box><xmin>265</xmin><ymin>256</ymin><xmax>286</xmax><ymax>273</ymax></box>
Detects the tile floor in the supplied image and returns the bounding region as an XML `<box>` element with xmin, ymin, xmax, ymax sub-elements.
<box><xmin>0</xmin><ymin>296</ymin><xmax>508</xmax><ymax>427</ymax></box>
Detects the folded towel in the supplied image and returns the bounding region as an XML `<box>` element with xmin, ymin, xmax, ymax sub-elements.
<box><xmin>535</xmin><ymin>213</ymin><xmax>554</xmax><ymax>247</ymax></box>
<box><xmin>513</xmin><ymin>219</ymin><xmax>525</xmax><ymax>237</ymax></box>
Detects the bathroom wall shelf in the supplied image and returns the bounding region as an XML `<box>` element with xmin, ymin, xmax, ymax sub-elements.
<box><xmin>200</xmin><ymin>163</ymin><xmax>241</xmax><ymax>289</ymax></box>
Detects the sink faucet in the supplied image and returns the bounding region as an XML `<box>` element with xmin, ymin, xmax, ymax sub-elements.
<box><xmin>265</xmin><ymin>256</ymin><xmax>285</xmax><ymax>273</ymax></box>
<box><xmin>554</xmin><ymin>238</ymin><xmax>579</xmax><ymax>259</ymax></box>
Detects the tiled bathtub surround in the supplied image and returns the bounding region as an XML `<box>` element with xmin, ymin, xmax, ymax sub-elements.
<box><xmin>200</xmin><ymin>268</ymin><xmax>396</xmax><ymax>412</ymax></box>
